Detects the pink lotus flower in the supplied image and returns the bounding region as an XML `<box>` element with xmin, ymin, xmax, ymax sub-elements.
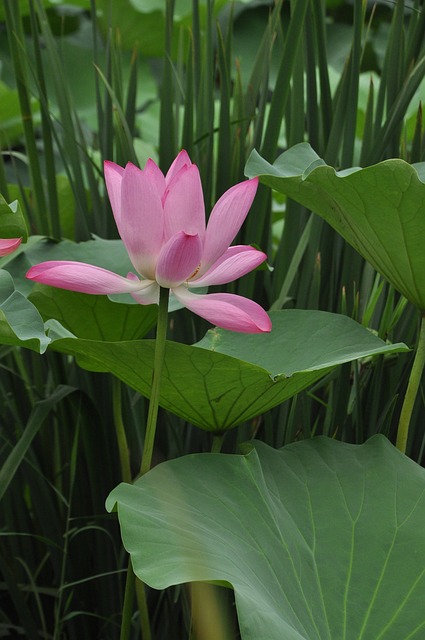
<box><xmin>27</xmin><ymin>151</ymin><xmax>271</xmax><ymax>333</ymax></box>
<box><xmin>0</xmin><ymin>238</ymin><xmax>21</xmax><ymax>256</ymax></box>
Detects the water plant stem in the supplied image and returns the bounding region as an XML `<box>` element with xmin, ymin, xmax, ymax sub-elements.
<box><xmin>120</xmin><ymin>563</ymin><xmax>135</xmax><ymax>640</ymax></box>
<box><xmin>114</xmin><ymin>383</ymin><xmax>144</xmax><ymax>640</ymax></box>
<box><xmin>120</xmin><ymin>288</ymin><xmax>169</xmax><ymax>640</ymax></box>
<box><xmin>135</xmin><ymin>577</ymin><xmax>152</xmax><ymax>640</ymax></box>
<box><xmin>396</xmin><ymin>314</ymin><xmax>425</xmax><ymax>454</ymax></box>
<box><xmin>112</xmin><ymin>378</ymin><xmax>132</xmax><ymax>484</ymax></box>
<box><xmin>211</xmin><ymin>433</ymin><xmax>225</xmax><ymax>453</ymax></box>
<box><xmin>120</xmin><ymin>561</ymin><xmax>152</xmax><ymax>640</ymax></box>
<box><xmin>136</xmin><ymin>287</ymin><xmax>169</xmax><ymax>639</ymax></box>
<box><xmin>140</xmin><ymin>286</ymin><xmax>170</xmax><ymax>476</ymax></box>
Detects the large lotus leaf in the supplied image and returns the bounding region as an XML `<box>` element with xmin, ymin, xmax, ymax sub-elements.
<box><xmin>50</xmin><ymin>310</ymin><xmax>407</xmax><ymax>431</ymax></box>
<box><xmin>29</xmin><ymin>287</ymin><xmax>157</xmax><ymax>342</ymax></box>
<box><xmin>107</xmin><ymin>435</ymin><xmax>425</xmax><ymax>640</ymax></box>
<box><xmin>194</xmin><ymin>309</ymin><xmax>406</xmax><ymax>376</ymax></box>
<box><xmin>0</xmin><ymin>270</ymin><xmax>49</xmax><ymax>353</ymax></box>
<box><xmin>246</xmin><ymin>143</ymin><xmax>425</xmax><ymax>311</ymax></box>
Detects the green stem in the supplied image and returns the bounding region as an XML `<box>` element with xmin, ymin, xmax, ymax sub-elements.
<box><xmin>112</xmin><ymin>378</ymin><xmax>132</xmax><ymax>485</ymax></box>
<box><xmin>139</xmin><ymin>286</ymin><xmax>170</xmax><ymax>477</ymax></box>
<box><xmin>396</xmin><ymin>314</ymin><xmax>425</xmax><ymax>454</ymax></box>
<box><xmin>120</xmin><ymin>562</ymin><xmax>135</xmax><ymax>640</ymax></box>
<box><xmin>211</xmin><ymin>433</ymin><xmax>225</xmax><ymax>453</ymax></box>
<box><xmin>135</xmin><ymin>577</ymin><xmax>152</xmax><ymax>640</ymax></box>
<box><xmin>113</xmin><ymin>381</ymin><xmax>141</xmax><ymax>640</ymax></box>
<box><xmin>124</xmin><ymin>287</ymin><xmax>169</xmax><ymax>640</ymax></box>
<box><xmin>119</xmin><ymin>288</ymin><xmax>169</xmax><ymax>640</ymax></box>
<box><xmin>119</xmin><ymin>560</ymin><xmax>152</xmax><ymax>640</ymax></box>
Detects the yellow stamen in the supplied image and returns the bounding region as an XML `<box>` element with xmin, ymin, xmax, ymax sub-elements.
<box><xmin>189</xmin><ymin>264</ymin><xmax>201</xmax><ymax>280</ymax></box>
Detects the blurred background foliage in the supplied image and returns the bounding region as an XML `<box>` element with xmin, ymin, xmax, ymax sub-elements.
<box><xmin>1</xmin><ymin>0</ymin><xmax>425</xmax><ymax>637</ymax></box>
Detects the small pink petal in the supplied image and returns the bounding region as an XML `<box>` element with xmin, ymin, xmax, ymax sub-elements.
<box><xmin>202</xmin><ymin>178</ymin><xmax>258</xmax><ymax>270</ymax></box>
<box><xmin>173</xmin><ymin>287</ymin><xmax>271</xmax><ymax>333</ymax></box>
<box><xmin>27</xmin><ymin>261</ymin><xmax>146</xmax><ymax>295</ymax></box>
<box><xmin>163</xmin><ymin>164</ymin><xmax>205</xmax><ymax>243</ymax></box>
<box><xmin>0</xmin><ymin>237</ymin><xmax>22</xmax><ymax>256</ymax></box>
<box><xmin>129</xmin><ymin>281</ymin><xmax>160</xmax><ymax>305</ymax></box>
<box><xmin>127</xmin><ymin>272</ymin><xmax>160</xmax><ymax>304</ymax></box>
<box><xmin>144</xmin><ymin>158</ymin><xmax>166</xmax><ymax>200</ymax></box>
<box><xmin>191</xmin><ymin>245</ymin><xmax>267</xmax><ymax>287</ymax></box>
<box><xmin>156</xmin><ymin>232</ymin><xmax>202</xmax><ymax>288</ymax></box>
<box><xmin>120</xmin><ymin>163</ymin><xmax>164</xmax><ymax>278</ymax></box>
<box><xmin>104</xmin><ymin>161</ymin><xmax>125</xmax><ymax>223</ymax></box>
<box><xmin>165</xmin><ymin>150</ymin><xmax>192</xmax><ymax>185</ymax></box>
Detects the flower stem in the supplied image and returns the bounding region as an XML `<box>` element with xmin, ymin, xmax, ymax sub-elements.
<box><xmin>119</xmin><ymin>288</ymin><xmax>169</xmax><ymax>640</ymax></box>
<box><xmin>140</xmin><ymin>286</ymin><xmax>170</xmax><ymax>476</ymax></box>
<box><xmin>133</xmin><ymin>287</ymin><xmax>169</xmax><ymax>639</ymax></box>
<box><xmin>396</xmin><ymin>314</ymin><xmax>425</xmax><ymax>454</ymax></box>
